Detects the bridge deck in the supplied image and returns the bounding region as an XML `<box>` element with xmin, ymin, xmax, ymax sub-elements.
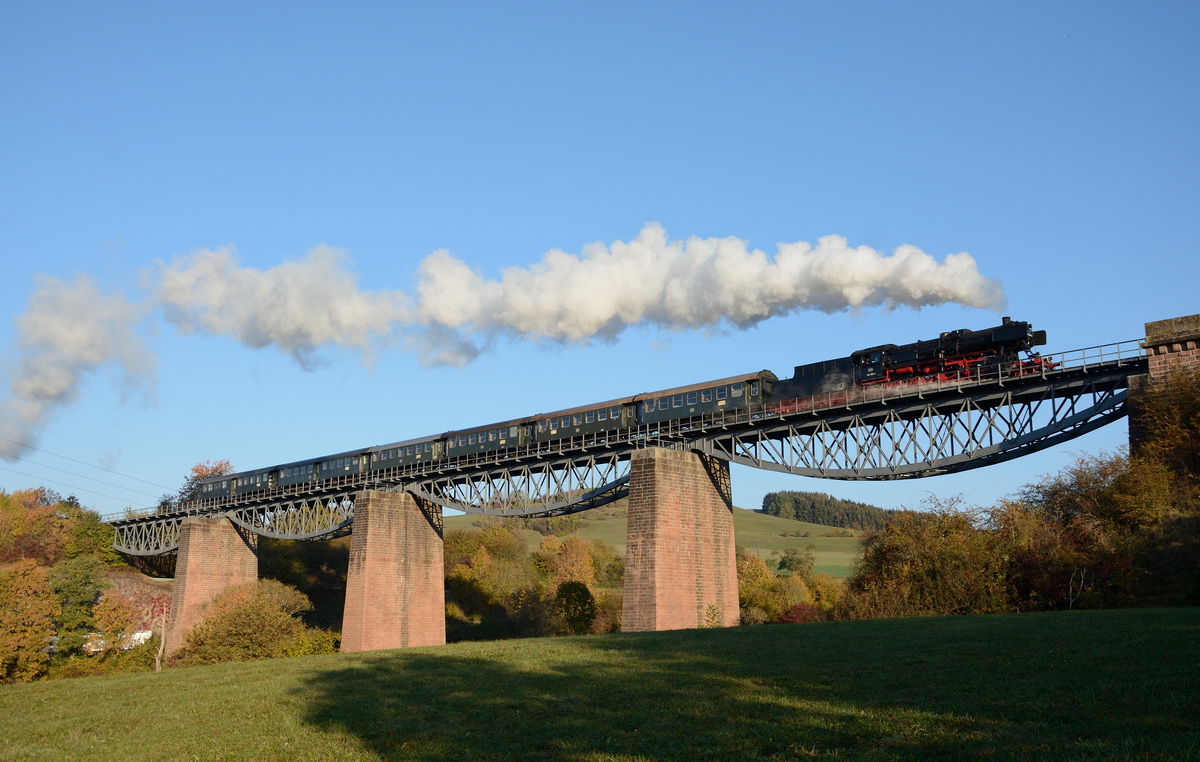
<box><xmin>109</xmin><ymin>339</ymin><xmax>1145</xmax><ymax>533</ymax></box>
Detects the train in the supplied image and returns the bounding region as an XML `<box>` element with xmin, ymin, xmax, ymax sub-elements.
<box><xmin>195</xmin><ymin>317</ymin><xmax>1049</xmax><ymax>501</ymax></box>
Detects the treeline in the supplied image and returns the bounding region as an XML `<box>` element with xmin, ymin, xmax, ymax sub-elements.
<box><xmin>0</xmin><ymin>488</ymin><xmax>163</xmax><ymax>681</ymax></box>
<box><xmin>761</xmin><ymin>490</ymin><xmax>899</xmax><ymax>530</ymax></box>
<box><xmin>831</xmin><ymin>367</ymin><xmax>1200</xmax><ymax>619</ymax></box>
<box><xmin>445</xmin><ymin>528</ymin><xmax>624</xmax><ymax>640</ymax></box>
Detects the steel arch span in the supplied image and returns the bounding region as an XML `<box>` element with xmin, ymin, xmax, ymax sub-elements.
<box><xmin>693</xmin><ymin>369</ymin><xmax>1130</xmax><ymax>479</ymax></box>
<box><xmin>108</xmin><ymin>341</ymin><xmax>1148</xmax><ymax>555</ymax></box>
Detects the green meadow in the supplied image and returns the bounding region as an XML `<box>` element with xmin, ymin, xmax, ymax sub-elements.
<box><xmin>445</xmin><ymin>506</ymin><xmax>863</xmax><ymax>577</ymax></box>
<box><xmin>2</xmin><ymin>608</ymin><xmax>1196</xmax><ymax>760</ymax></box>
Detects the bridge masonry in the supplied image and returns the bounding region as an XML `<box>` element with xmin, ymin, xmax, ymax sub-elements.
<box><xmin>164</xmin><ymin>516</ymin><xmax>258</xmax><ymax>656</ymax></box>
<box><xmin>622</xmin><ymin>448</ymin><xmax>740</xmax><ymax>631</ymax></box>
<box><xmin>340</xmin><ymin>491</ymin><xmax>446</xmax><ymax>652</ymax></box>
<box><xmin>1129</xmin><ymin>313</ymin><xmax>1200</xmax><ymax>446</ymax></box>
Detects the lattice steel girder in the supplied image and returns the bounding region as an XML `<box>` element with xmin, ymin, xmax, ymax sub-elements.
<box><xmin>111</xmin><ymin>494</ymin><xmax>358</xmax><ymax>555</ymax></box>
<box><xmin>406</xmin><ymin>450</ymin><xmax>633</xmax><ymax>517</ymax></box>
<box><xmin>225</xmin><ymin>494</ymin><xmax>356</xmax><ymax>541</ymax></box>
<box><xmin>112</xmin><ymin>515</ymin><xmax>185</xmax><ymax>556</ymax></box>
<box><xmin>696</xmin><ymin>372</ymin><xmax>1130</xmax><ymax>480</ymax></box>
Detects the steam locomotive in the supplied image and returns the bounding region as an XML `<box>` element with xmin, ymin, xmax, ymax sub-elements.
<box><xmin>196</xmin><ymin>317</ymin><xmax>1048</xmax><ymax>500</ymax></box>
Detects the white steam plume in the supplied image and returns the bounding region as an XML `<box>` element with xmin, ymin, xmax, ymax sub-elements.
<box><xmin>2</xmin><ymin>224</ymin><xmax>1005</xmax><ymax>455</ymax></box>
<box><xmin>156</xmin><ymin>244</ymin><xmax>407</xmax><ymax>369</ymax></box>
<box><xmin>1</xmin><ymin>275</ymin><xmax>154</xmax><ymax>460</ymax></box>
<box><xmin>156</xmin><ymin>224</ymin><xmax>1005</xmax><ymax>367</ymax></box>
<box><xmin>414</xmin><ymin>224</ymin><xmax>1004</xmax><ymax>353</ymax></box>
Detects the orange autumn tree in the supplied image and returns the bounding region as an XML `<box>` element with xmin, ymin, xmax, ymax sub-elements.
<box><xmin>156</xmin><ymin>459</ymin><xmax>234</xmax><ymax>514</ymax></box>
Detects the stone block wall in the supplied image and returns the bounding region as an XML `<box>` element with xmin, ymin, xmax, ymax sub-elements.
<box><xmin>341</xmin><ymin>490</ymin><xmax>446</xmax><ymax>652</ymax></box>
<box><xmin>1143</xmin><ymin>314</ymin><xmax>1200</xmax><ymax>379</ymax></box>
<box><xmin>164</xmin><ymin>516</ymin><xmax>258</xmax><ymax>655</ymax></box>
<box><xmin>1129</xmin><ymin>313</ymin><xmax>1200</xmax><ymax>448</ymax></box>
<box><xmin>622</xmin><ymin>447</ymin><xmax>739</xmax><ymax>631</ymax></box>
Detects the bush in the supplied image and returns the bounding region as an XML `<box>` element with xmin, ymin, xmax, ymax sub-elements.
<box><xmin>846</xmin><ymin>500</ymin><xmax>1010</xmax><ymax>618</ymax></box>
<box><xmin>169</xmin><ymin>580</ymin><xmax>336</xmax><ymax>667</ymax></box>
<box><xmin>778</xmin><ymin>603</ymin><xmax>823</xmax><ymax>624</ymax></box>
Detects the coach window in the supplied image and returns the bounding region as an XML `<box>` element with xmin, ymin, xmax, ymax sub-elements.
<box><xmin>686</xmin><ymin>392</ymin><xmax>697</xmax><ymax>405</ymax></box>
<box><xmin>611</xmin><ymin>406</ymin><xmax>621</xmax><ymax>420</ymax></box>
<box><xmin>673</xmin><ymin>395</ymin><xmax>683</xmax><ymax>408</ymax></box>
<box><xmin>658</xmin><ymin>398</ymin><xmax>669</xmax><ymax>411</ymax></box>
<box><xmin>573</xmin><ymin>414</ymin><xmax>583</xmax><ymax>426</ymax></box>
<box><xmin>717</xmin><ymin>386</ymin><xmax>728</xmax><ymax>400</ymax></box>
<box><xmin>732</xmin><ymin>382</ymin><xmax>744</xmax><ymax>397</ymax></box>
<box><xmin>644</xmin><ymin>401</ymin><xmax>655</xmax><ymax>414</ymax></box>
<box><xmin>701</xmin><ymin>389</ymin><xmax>713</xmax><ymax>403</ymax></box>
<box><xmin>488</xmin><ymin>430</ymin><xmax>496</xmax><ymax>442</ymax></box>
<box><xmin>585</xmin><ymin>411</ymin><xmax>594</xmax><ymax>424</ymax></box>
<box><xmin>597</xmin><ymin>408</ymin><xmax>607</xmax><ymax>422</ymax></box>
<box><xmin>750</xmin><ymin>382</ymin><xmax>760</xmax><ymax>396</ymax></box>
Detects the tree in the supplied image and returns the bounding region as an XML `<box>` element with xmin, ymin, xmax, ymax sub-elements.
<box><xmin>778</xmin><ymin>547</ymin><xmax>815</xmax><ymax>577</ymax></box>
<box><xmin>49</xmin><ymin>555</ymin><xmax>109</xmax><ymax>655</ymax></box>
<box><xmin>0</xmin><ymin>560</ymin><xmax>60</xmax><ymax>682</ymax></box>
<box><xmin>157</xmin><ymin>459</ymin><xmax>234</xmax><ymax>513</ymax></box>
<box><xmin>534</xmin><ymin>536</ymin><xmax>596</xmax><ymax>593</ymax></box>
<box><xmin>554</xmin><ymin>581</ymin><xmax>597</xmax><ymax>635</ymax></box>
<box><xmin>0</xmin><ymin>489</ymin><xmax>66</xmax><ymax>566</ymax></box>
<box><xmin>91</xmin><ymin>592</ymin><xmax>138</xmax><ymax>653</ymax></box>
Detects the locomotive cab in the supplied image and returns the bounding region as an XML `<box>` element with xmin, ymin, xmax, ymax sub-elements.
<box><xmin>851</xmin><ymin>344</ymin><xmax>897</xmax><ymax>384</ymax></box>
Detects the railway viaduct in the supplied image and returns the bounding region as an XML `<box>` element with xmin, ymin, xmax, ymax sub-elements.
<box><xmin>118</xmin><ymin>313</ymin><xmax>1197</xmax><ymax>656</ymax></box>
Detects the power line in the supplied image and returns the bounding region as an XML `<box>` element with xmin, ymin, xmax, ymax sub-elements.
<box><xmin>0</xmin><ymin>435</ymin><xmax>173</xmax><ymax>491</ymax></box>
<box><xmin>4</xmin><ymin>458</ymin><xmax>164</xmax><ymax>500</ymax></box>
<box><xmin>0</xmin><ymin>464</ymin><xmax>156</xmax><ymax>509</ymax></box>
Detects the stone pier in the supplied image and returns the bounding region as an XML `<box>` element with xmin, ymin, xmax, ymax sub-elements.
<box><xmin>164</xmin><ymin>516</ymin><xmax>259</xmax><ymax>655</ymax></box>
<box><xmin>1129</xmin><ymin>313</ymin><xmax>1200</xmax><ymax>447</ymax></box>
<box><xmin>622</xmin><ymin>447</ymin><xmax>740</xmax><ymax>631</ymax></box>
<box><xmin>341</xmin><ymin>490</ymin><xmax>446</xmax><ymax>652</ymax></box>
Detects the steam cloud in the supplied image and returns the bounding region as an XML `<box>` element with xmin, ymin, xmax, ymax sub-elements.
<box><xmin>0</xmin><ymin>276</ymin><xmax>154</xmax><ymax>460</ymax></box>
<box><xmin>2</xmin><ymin>224</ymin><xmax>1005</xmax><ymax>458</ymax></box>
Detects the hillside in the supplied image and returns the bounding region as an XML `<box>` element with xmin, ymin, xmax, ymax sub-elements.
<box><xmin>2</xmin><ymin>609</ymin><xmax>1195</xmax><ymax>760</ymax></box>
<box><xmin>761</xmin><ymin>489</ymin><xmax>900</xmax><ymax>530</ymax></box>
<box><xmin>445</xmin><ymin>504</ymin><xmax>863</xmax><ymax>577</ymax></box>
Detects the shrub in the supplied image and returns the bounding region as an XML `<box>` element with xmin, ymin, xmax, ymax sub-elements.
<box><xmin>169</xmin><ymin>580</ymin><xmax>335</xmax><ymax>667</ymax></box>
<box><xmin>778</xmin><ymin>603</ymin><xmax>823</xmax><ymax>624</ymax></box>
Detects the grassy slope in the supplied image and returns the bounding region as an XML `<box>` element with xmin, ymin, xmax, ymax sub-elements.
<box><xmin>445</xmin><ymin>507</ymin><xmax>862</xmax><ymax>577</ymax></box>
<box><xmin>2</xmin><ymin>609</ymin><xmax>1197</xmax><ymax>760</ymax></box>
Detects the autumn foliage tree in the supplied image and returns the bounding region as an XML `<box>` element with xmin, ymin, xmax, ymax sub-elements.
<box><xmin>156</xmin><ymin>458</ymin><xmax>234</xmax><ymax>513</ymax></box>
<box><xmin>0</xmin><ymin>560</ymin><xmax>60</xmax><ymax>682</ymax></box>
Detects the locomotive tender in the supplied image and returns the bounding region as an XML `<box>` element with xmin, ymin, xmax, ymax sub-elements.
<box><xmin>197</xmin><ymin>317</ymin><xmax>1047</xmax><ymax>500</ymax></box>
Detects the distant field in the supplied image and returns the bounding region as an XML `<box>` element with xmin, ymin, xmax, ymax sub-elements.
<box><xmin>3</xmin><ymin>609</ymin><xmax>1196</xmax><ymax>760</ymax></box>
<box><xmin>445</xmin><ymin>506</ymin><xmax>862</xmax><ymax>577</ymax></box>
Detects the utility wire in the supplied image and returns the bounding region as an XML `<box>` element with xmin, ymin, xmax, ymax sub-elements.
<box><xmin>3</xmin><ymin>458</ymin><xmax>164</xmax><ymax>500</ymax></box>
<box><xmin>0</xmin><ymin>435</ymin><xmax>173</xmax><ymax>491</ymax></box>
<box><xmin>0</xmin><ymin>464</ymin><xmax>156</xmax><ymax>509</ymax></box>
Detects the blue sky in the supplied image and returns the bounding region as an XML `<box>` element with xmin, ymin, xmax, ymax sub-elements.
<box><xmin>1</xmin><ymin>2</ymin><xmax>1196</xmax><ymax>518</ymax></box>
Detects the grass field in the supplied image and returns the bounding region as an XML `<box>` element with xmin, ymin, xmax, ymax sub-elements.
<box><xmin>3</xmin><ymin>608</ymin><xmax>1197</xmax><ymax>760</ymax></box>
<box><xmin>445</xmin><ymin>506</ymin><xmax>863</xmax><ymax>577</ymax></box>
